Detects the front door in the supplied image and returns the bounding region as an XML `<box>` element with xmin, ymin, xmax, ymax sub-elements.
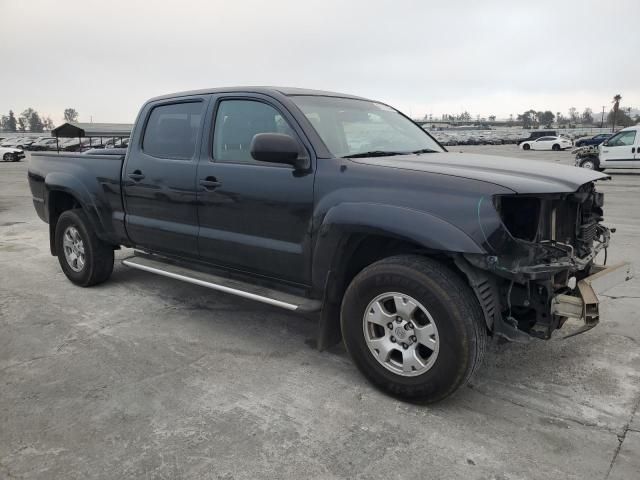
<box><xmin>123</xmin><ymin>98</ymin><xmax>206</xmax><ymax>257</ymax></box>
<box><xmin>196</xmin><ymin>96</ymin><xmax>315</xmax><ymax>284</ymax></box>
<box><xmin>600</xmin><ymin>130</ymin><xmax>636</xmax><ymax>168</ymax></box>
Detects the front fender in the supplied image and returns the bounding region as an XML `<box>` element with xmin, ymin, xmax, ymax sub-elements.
<box><xmin>311</xmin><ymin>202</ymin><xmax>485</xmax><ymax>290</ymax></box>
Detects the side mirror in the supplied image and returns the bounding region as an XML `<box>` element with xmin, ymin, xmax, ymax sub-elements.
<box><xmin>250</xmin><ymin>133</ymin><xmax>308</xmax><ymax>169</ymax></box>
<box><xmin>602</xmin><ymin>141</ymin><xmax>608</xmax><ymax>146</ymax></box>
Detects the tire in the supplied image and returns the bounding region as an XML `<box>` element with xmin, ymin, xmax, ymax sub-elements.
<box><xmin>3</xmin><ymin>153</ymin><xmax>12</xmax><ymax>162</ymax></box>
<box><xmin>55</xmin><ymin>209</ymin><xmax>114</xmax><ymax>287</ymax></box>
<box><xmin>579</xmin><ymin>158</ymin><xmax>596</xmax><ymax>170</ymax></box>
<box><xmin>552</xmin><ymin>144</ymin><xmax>560</xmax><ymax>151</ymax></box>
<box><xmin>522</xmin><ymin>143</ymin><xmax>530</xmax><ymax>150</ymax></box>
<box><xmin>340</xmin><ymin>255</ymin><xmax>488</xmax><ymax>403</ymax></box>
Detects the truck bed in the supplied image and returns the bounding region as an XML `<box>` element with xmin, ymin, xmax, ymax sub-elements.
<box><xmin>28</xmin><ymin>151</ymin><xmax>127</xmax><ymax>245</ymax></box>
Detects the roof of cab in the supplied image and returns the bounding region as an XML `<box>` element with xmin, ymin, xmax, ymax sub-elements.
<box><xmin>147</xmin><ymin>86</ymin><xmax>371</xmax><ymax>103</ymax></box>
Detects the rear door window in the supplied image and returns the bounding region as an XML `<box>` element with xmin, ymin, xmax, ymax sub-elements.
<box><xmin>143</xmin><ymin>102</ymin><xmax>203</xmax><ymax>159</ymax></box>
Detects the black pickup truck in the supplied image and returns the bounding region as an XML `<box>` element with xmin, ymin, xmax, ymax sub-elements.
<box><xmin>28</xmin><ymin>87</ymin><xmax>630</xmax><ymax>402</ymax></box>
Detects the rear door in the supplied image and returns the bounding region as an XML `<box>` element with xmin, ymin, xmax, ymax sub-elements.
<box><xmin>195</xmin><ymin>94</ymin><xmax>315</xmax><ymax>284</ymax></box>
<box><xmin>123</xmin><ymin>97</ymin><xmax>206</xmax><ymax>257</ymax></box>
<box><xmin>600</xmin><ymin>130</ymin><xmax>636</xmax><ymax>168</ymax></box>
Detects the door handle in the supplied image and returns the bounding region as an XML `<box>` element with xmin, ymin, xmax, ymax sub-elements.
<box><xmin>199</xmin><ymin>176</ymin><xmax>221</xmax><ymax>190</ymax></box>
<box><xmin>128</xmin><ymin>170</ymin><xmax>145</xmax><ymax>181</ymax></box>
<box><xmin>632</xmin><ymin>147</ymin><xmax>636</xmax><ymax>154</ymax></box>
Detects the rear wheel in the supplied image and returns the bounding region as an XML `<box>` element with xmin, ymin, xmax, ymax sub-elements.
<box><xmin>55</xmin><ymin>209</ymin><xmax>114</xmax><ymax>287</ymax></box>
<box><xmin>552</xmin><ymin>144</ymin><xmax>561</xmax><ymax>151</ymax></box>
<box><xmin>522</xmin><ymin>143</ymin><xmax>531</xmax><ymax>150</ymax></box>
<box><xmin>340</xmin><ymin>255</ymin><xmax>488</xmax><ymax>403</ymax></box>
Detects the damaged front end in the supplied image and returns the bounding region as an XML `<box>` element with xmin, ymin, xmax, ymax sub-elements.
<box><xmin>462</xmin><ymin>182</ymin><xmax>632</xmax><ymax>341</ymax></box>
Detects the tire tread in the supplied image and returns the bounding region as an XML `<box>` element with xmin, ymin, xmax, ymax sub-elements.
<box><xmin>55</xmin><ymin>209</ymin><xmax>114</xmax><ymax>287</ymax></box>
<box><xmin>341</xmin><ymin>254</ymin><xmax>488</xmax><ymax>402</ymax></box>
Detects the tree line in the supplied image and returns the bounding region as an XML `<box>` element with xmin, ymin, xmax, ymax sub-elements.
<box><xmin>0</xmin><ymin>108</ymin><xmax>79</xmax><ymax>132</ymax></box>
<box><xmin>427</xmin><ymin>94</ymin><xmax>638</xmax><ymax>129</ymax></box>
<box><xmin>516</xmin><ymin>100</ymin><xmax>636</xmax><ymax>129</ymax></box>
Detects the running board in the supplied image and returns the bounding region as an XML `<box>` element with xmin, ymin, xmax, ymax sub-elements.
<box><xmin>122</xmin><ymin>254</ymin><xmax>322</xmax><ymax>313</ymax></box>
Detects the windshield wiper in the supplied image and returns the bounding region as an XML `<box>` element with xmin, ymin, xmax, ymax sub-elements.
<box><xmin>411</xmin><ymin>148</ymin><xmax>438</xmax><ymax>154</ymax></box>
<box><xmin>341</xmin><ymin>150</ymin><xmax>406</xmax><ymax>159</ymax></box>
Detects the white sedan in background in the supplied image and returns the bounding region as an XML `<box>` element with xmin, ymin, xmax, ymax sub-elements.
<box><xmin>520</xmin><ymin>136</ymin><xmax>573</xmax><ymax>151</ymax></box>
<box><xmin>0</xmin><ymin>146</ymin><xmax>26</xmax><ymax>162</ymax></box>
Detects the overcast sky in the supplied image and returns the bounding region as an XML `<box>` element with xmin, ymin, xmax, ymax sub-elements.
<box><xmin>1</xmin><ymin>0</ymin><xmax>639</xmax><ymax>124</ymax></box>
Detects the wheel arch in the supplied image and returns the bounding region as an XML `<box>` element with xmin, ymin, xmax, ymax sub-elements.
<box><xmin>313</xmin><ymin>203</ymin><xmax>486</xmax><ymax>350</ymax></box>
<box><xmin>44</xmin><ymin>173</ymin><xmax>106</xmax><ymax>255</ymax></box>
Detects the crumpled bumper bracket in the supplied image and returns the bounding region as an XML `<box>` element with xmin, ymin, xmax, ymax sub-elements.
<box><xmin>551</xmin><ymin>262</ymin><xmax>633</xmax><ymax>338</ymax></box>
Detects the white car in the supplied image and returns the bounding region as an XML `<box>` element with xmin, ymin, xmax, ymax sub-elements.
<box><xmin>520</xmin><ymin>136</ymin><xmax>573</xmax><ymax>151</ymax></box>
<box><xmin>576</xmin><ymin>125</ymin><xmax>640</xmax><ymax>171</ymax></box>
<box><xmin>0</xmin><ymin>146</ymin><xmax>25</xmax><ymax>162</ymax></box>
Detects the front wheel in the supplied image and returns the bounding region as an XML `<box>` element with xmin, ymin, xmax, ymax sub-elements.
<box><xmin>579</xmin><ymin>156</ymin><xmax>604</xmax><ymax>171</ymax></box>
<box><xmin>522</xmin><ymin>143</ymin><xmax>531</xmax><ymax>150</ymax></box>
<box><xmin>579</xmin><ymin>158</ymin><xmax>596</xmax><ymax>170</ymax></box>
<box><xmin>340</xmin><ymin>255</ymin><xmax>488</xmax><ymax>403</ymax></box>
<box><xmin>55</xmin><ymin>209</ymin><xmax>114</xmax><ymax>287</ymax></box>
<box><xmin>3</xmin><ymin>153</ymin><xmax>13</xmax><ymax>162</ymax></box>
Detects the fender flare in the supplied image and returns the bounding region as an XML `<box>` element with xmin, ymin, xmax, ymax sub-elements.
<box><xmin>44</xmin><ymin>172</ymin><xmax>112</xmax><ymax>246</ymax></box>
<box><xmin>312</xmin><ymin>202</ymin><xmax>484</xmax><ymax>289</ymax></box>
<box><xmin>313</xmin><ymin>202</ymin><xmax>486</xmax><ymax>350</ymax></box>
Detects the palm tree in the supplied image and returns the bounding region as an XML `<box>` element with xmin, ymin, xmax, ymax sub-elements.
<box><xmin>611</xmin><ymin>94</ymin><xmax>622</xmax><ymax>132</ymax></box>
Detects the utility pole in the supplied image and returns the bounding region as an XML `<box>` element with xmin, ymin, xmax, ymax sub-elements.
<box><xmin>600</xmin><ymin>106</ymin><xmax>606</xmax><ymax>129</ymax></box>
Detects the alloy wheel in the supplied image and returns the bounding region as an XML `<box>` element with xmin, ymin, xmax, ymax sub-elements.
<box><xmin>62</xmin><ymin>226</ymin><xmax>86</xmax><ymax>272</ymax></box>
<box><xmin>362</xmin><ymin>292</ymin><xmax>439</xmax><ymax>377</ymax></box>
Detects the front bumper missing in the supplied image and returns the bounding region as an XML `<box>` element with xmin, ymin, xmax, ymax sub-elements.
<box><xmin>551</xmin><ymin>262</ymin><xmax>634</xmax><ymax>337</ymax></box>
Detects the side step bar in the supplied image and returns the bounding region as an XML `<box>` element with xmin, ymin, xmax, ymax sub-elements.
<box><xmin>122</xmin><ymin>254</ymin><xmax>322</xmax><ymax>313</ymax></box>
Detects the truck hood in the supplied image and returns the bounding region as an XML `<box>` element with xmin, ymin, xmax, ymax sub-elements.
<box><xmin>351</xmin><ymin>152</ymin><xmax>609</xmax><ymax>194</ymax></box>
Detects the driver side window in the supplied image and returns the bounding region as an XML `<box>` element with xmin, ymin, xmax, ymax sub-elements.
<box><xmin>212</xmin><ymin>99</ymin><xmax>296</xmax><ymax>164</ymax></box>
<box><xmin>607</xmin><ymin>131</ymin><xmax>636</xmax><ymax>147</ymax></box>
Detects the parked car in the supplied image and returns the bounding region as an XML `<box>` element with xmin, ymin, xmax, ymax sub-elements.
<box><xmin>1</xmin><ymin>137</ymin><xmax>27</xmax><ymax>148</ymax></box>
<box><xmin>520</xmin><ymin>135</ymin><xmax>573</xmax><ymax>151</ymax></box>
<box><xmin>104</xmin><ymin>137</ymin><xmax>130</xmax><ymax>149</ymax></box>
<box><xmin>28</xmin><ymin>87</ymin><xmax>630</xmax><ymax>403</ymax></box>
<box><xmin>27</xmin><ymin>137</ymin><xmax>58</xmax><ymax>151</ymax></box>
<box><xmin>1</xmin><ymin>146</ymin><xmax>26</xmax><ymax>162</ymax></box>
<box><xmin>61</xmin><ymin>138</ymin><xmax>97</xmax><ymax>152</ymax></box>
<box><xmin>82</xmin><ymin>148</ymin><xmax>128</xmax><ymax>155</ymax></box>
<box><xmin>574</xmin><ymin>133</ymin><xmax>612</xmax><ymax>148</ymax></box>
<box><xmin>13</xmin><ymin>137</ymin><xmax>36</xmax><ymax>150</ymax></box>
<box><xmin>516</xmin><ymin>130</ymin><xmax>557</xmax><ymax>145</ymax></box>
<box><xmin>575</xmin><ymin>125</ymin><xmax>639</xmax><ymax>170</ymax></box>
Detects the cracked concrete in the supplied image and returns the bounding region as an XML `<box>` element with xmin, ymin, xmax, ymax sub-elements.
<box><xmin>1</xmin><ymin>147</ymin><xmax>639</xmax><ymax>479</ymax></box>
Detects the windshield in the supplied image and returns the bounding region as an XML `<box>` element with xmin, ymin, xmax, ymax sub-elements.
<box><xmin>290</xmin><ymin>95</ymin><xmax>444</xmax><ymax>157</ymax></box>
